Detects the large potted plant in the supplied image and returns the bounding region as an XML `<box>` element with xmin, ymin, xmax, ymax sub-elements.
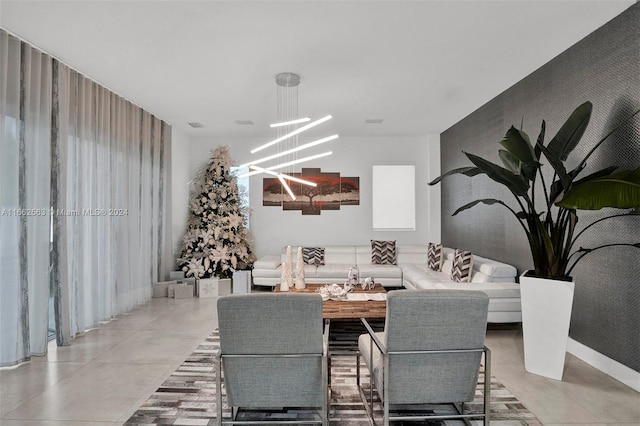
<box><xmin>429</xmin><ymin>101</ymin><xmax>640</xmax><ymax>380</ymax></box>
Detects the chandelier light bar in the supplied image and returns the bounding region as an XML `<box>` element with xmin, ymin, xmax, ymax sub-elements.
<box><xmin>270</xmin><ymin>117</ymin><xmax>311</xmax><ymax>128</ymax></box>
<box><xmin>267</xmin><ymin>151</ymin><xmax>333</xmax><ymax>171</ymax></box>
<box><xmin>278</xmin><ymin>175</ymin><xmax>296</xmax><ymax>200</ymax></box>
<box><xmin>238</xmin><ymin>135</ymin><xmax>338</xmax><ymax>168</ymax></box>
<box><xmin>238</xmin><ymin>151</ymin><xmax>333</xmax><ymax>179</ymax></box>
<box><xmin>250</xmin><ymin>114</ymin><xmax>333</xmax><ymax>154</ymax></box>
<box><xmin>278</xmin><ymin>172</ymin><xmax>319</xmax><ymax>186</ymax></box>
<box><xmin>249</xmin><ymin>165</ymin><xmax>317</xmax><ymax>187</ymax></box>
<box><xmin>248</xmin><ymin>165</ymin><xmax>279</xmax><ymax>177</ymax></box>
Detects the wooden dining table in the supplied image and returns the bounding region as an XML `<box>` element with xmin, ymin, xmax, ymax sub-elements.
<box><xmin>274</xmin><ymin>283</ymin><xmax>387</xmax><ymax>320</ymax></box>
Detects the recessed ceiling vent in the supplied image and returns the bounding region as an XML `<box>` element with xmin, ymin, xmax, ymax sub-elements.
<box><xmin>188</xmin><ymin>122</ymin><xmax>204</xmax><ymax>128</ymax></box>
<box><xmin>365</xmin><ymin>118</ymin><xmax>384</xmax><ymax>124</ymax></box>
<box><xmin>235</xmin><ymin>120</ymin><xmax>254</xmax><ymax>125</ymax></box>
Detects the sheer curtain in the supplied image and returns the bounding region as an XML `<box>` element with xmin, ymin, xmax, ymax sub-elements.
<box><xmin>53</xmin><ymin>64</ymin><xmax>170</xmax><ymax>343</ymax></box>
<box><xmin>0</xmin><ymin>31</ymin><xmax>53</xmax><ymax>366</ymax></box>
<box><xmin>1</xmin><ymin>29</ymin><xmax>171</xmax><ymax>365</ymax></box>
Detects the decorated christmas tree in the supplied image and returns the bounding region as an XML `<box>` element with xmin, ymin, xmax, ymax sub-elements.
<box><xmin>179</xmin><ymin>146</ymin><xmax>254</xmax><ymax>279</ymax></box>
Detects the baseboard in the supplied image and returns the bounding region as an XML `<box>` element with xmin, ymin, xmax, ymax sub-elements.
<box><xmin>567</xmin><ymin>338</ymin><xmax>640</xmax><ymax>392</ymax></box>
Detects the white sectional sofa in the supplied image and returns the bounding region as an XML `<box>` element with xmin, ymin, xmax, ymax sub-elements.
<box><xmin>252</xmin><ymin>245</ymin><xmax>522</xmax><ymax>323</ymax></box>
<box><xmin>252</xmin><ymin>245</ymin><xmax>404</xmax><ymax>287</ymax></box>
<box><xmin>400</xmin><ymin>246</ymin><xmax>522</xmax><ymax>323</ymax></box>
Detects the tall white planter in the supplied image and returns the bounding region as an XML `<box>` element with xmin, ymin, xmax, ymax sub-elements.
<box><xmin>520</xmin><ymin>271</ymin><xmax>575</xmax><ymax>380</ymax></box>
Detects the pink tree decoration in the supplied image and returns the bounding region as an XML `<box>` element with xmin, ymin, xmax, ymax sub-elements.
<box><xmin>282</xmin><ymin>245</ymin><xmax>294</xmax><ymax>290</ymax></box>
<box><xmin>295</xmin><ymin>246</ymin><xmax>306</xmax><ymax>289</ymax></box>
<box><xmin>280</xmin><ymin>260</ymin><xmax>290</xmax><ymax>292</ymax></box>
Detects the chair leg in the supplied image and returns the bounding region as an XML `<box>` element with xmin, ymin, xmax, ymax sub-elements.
<box><xmin>484</xmin><ymin>347</ymin><xmax>492</xmax><ymax>426</ymax></box>
<box><xmin>322</xmin><ymin>353</ymin><xmax>329</xmax><ymax>426</ymax></box>
<box><xmin>356</xmin><ymin>351</ymin><xmax>376</xmax><ymax>425</ymax></box>
<box><xmin>324</xmin><ymin>386</ymin><xmax>330</xmax><ymax>426</ymax></box>
<box><xmin>215</xmin><ymin>355</ymin><xmax>222</xmax><ymax>426</ymax></box>
<box><xmin>356</xmin><ymin>351</ymin><xmax>360</xmax><ymax>387</ymax></box>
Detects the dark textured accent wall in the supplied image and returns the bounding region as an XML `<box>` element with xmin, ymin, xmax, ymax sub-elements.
<box><xmin>440</xmin><ymin>4</ymin><xmax>640</xmax><ymax>372</ymax></box>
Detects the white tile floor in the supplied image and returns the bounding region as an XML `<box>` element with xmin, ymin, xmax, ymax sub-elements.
<box><xmin>1</xmin><ymin>296</ymin><xmax>639</xmax><ymax>425</ymax></box>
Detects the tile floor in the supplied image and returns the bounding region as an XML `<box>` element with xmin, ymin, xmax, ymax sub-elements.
<box><xmin>1</xmin><ymin>295</ymin><xmax>639</xmax><ymax>426</ymax></box>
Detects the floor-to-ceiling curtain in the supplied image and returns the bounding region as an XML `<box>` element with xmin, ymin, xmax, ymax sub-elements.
<box><xmin>1</xmin><ymin>28</ymin><xmax>170</xmax><ymax>365</ymax></box>
<box><xmin>53</xmin><ymin>63</ymin><xmax>170</xmax><ymax>344</ymax></box>
<box><xmin>0</xmin><ymin>31</ymin><xmax>53</xmax><ymax>366</ymax></box>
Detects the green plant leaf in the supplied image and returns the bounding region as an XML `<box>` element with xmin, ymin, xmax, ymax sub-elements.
<box><xmin>556</xmin><ymin>168</ymin><xmax>640</xmax><ymax>210</ymax></box>
<box><xmin>428</xmin><ymin>166</ymin><xmax>481</xmax><ymax>185</ymax></box>
<box><xmin>547</xmin><ymin>101</ymin><xmax>592</xmax><ymax>161</ymax></box>
<box><xmin>465</xmin><ymin>152</ymin><xmax>530</xmax><ymax>197</ymax></box>
<box><xmin>499</xmin><ymin>149</ymin><xmax>521</xmax><ymax>175</ymax></box>
<box><xmin>500</xmin><ymin>126</ymin><xmax>536</xmax><ymax>165</ymax></box>
<box><xmin>571</xmin><ymin>165</ymin><xmax>618</xmax><ymax>186</ymax></box>
<box><xmin>550</xmin><ymin>164</ymin><xmax>591</xmax><ymax>203</ymax></box>
<box><xmin>501</xmin><ymin>126</ymin><xmax>539</xmax><ymax>180</ymax></box>
<box><xmin>550</xmin><ymin>179</ymin><xmax>564</xmax><ymax>204</ymax></box>
<box><xmin>534</xmin><ymin>120</ymin><xmax>545</xmax><ymax>161</ymax></box>
<box><xmin>452</xmin><ymin>198</ymin><xmax>515</xmax><ymax>216</ymax></box>
<box><xmin>540</xmin><ymin>144</ymin><xmax>571</xmax><ymax>189</ymax></box>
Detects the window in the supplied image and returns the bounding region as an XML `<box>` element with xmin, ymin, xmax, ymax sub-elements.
<box><xmin>232</xmin><ymin>166</ymin><xmax>250</xmax><ymax>228</ymax></box>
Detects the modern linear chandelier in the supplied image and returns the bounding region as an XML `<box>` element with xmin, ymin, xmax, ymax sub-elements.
<box><xmin>239</xmin><ymin>72</ymin><xmax>338</xmax><ymax>200</ymax></box>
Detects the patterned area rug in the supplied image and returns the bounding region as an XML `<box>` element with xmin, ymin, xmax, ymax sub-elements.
<box><xmin>125</xmin><ymin>324</ymin><xmax>541</xmax><ymax>425</ymax></box>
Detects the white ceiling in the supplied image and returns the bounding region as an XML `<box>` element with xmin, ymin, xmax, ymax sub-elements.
<box><xmin>0</xmin><ymin>1</ymin><xmax>634</xmax><ymax>138</ymax></box>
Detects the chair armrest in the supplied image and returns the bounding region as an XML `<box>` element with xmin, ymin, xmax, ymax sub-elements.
<box><xmin>323</xmin><ymin>320</ymin><xmax>330</xmax><ymax>355</ymax></box>
<box><xmin>360</xmin><ymin>318</ymin><xmax>387</xmax><ymax>354</ymax></box>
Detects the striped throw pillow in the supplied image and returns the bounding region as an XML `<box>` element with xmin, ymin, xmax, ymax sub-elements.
<box><xmin>371</xmin><ymin>240</ymin><xmax>397</xmax><ymax>265</ymax></box>
<box><xmin>302</xmin><ymin>247</ymin><xmax>325</xmax><ymax>265</ymax></box>
<box><xmin>451</xmin><ymin>249</ymin><xmax>473</xmax><ymax>283</ymax></box>
<box><xmin>427</xmin><ymin>242</ymin><xmax>443</xmax><ymax>271</ymax></box>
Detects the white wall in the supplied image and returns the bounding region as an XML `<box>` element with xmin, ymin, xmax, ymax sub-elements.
<box><xmin>170</xmin><ymin>127</ymin><xmax>192</xmax><ymax>270</ymax></box>
<box><xmin>184</xmin><ymin>135</ymin><xmax>441</xmax><ymax>258</ymax></box>
<box><xmin>426</xmin><ymin>134</ymin><xmax>441</xmax><ymax>243</ymax></box>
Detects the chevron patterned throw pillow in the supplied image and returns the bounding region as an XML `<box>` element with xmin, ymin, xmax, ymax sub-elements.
<box><xmin>427</xmin><ymin>242</ymin><xmax>443</xmax><ymax>271</ymax></box>
<box><xmin>451</xmin><ymin>249</ymin><xmax>473</xmax><ymax>283</ymax></box>
<box><xmin>302</xmin><ymin>247</ymin><xmax>325</xmax><ymax>265</ymax></box>
<box><xmin>371</xmin><ymin>240</ymin><xmax>397</xmax><ymax>265</ymax></box>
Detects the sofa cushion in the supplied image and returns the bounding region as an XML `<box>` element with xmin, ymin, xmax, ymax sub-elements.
<box><xmin>442</xmin><ymin>259</ymin><xmax>453</xmax><ymax>275</ymax></box>
<box><xmin>253</xmin><ymin>255</ymin><xmax>281</xmax><ymax>270</ymax></box>
<box><xmin>302</xmin><ymin>247</ymin><xmax>325</xmax><ymax>265</ymax></box>
<box><xmin>371</xmin><ymin>240</ymin><xmax>397</xmax><ymax>265</ymax></box>
<box><xmin>402</xmin><ymin>264</ymin><xmax>454</xmax><ymax>288</ymax></box>
<box><xmin>472</xmin><ymin>254</ymin><xmax>518</xmax><ymax>278</ymax></box>
<box><xmin>400</xmin><ymin>263</ymin><xmax>430</xmax><ymax>283</ymax></box>
<box><xmin>323</xmin><ymin>246</ymin><xmax>357</xmax><ymax>265</ymax></box>
<box><xmin>451</xmin><ymin>249</ymin><xmax>473</xmax><ymax>283</ymax></box>
<box><xmin>427</xmin><ymin>242</ymin><xmax>443</xmax><ymax>271</ymax></box>
<box><xmin>314</xmin><ymin>264</ymin><xmax>353</xmax><ymax>279</ymax></box>
<box><xmin>395</xmin><ymin>245</ymin><xmax>429</xmax><ymax>264</ymax></box>
<box><xmin>251</xmin><ymin>267</ymin><xmax>281</xmax><ymax>279</ymax></box>
<box><xmin>434</xmin><ymin>281</ymin><xmax>521</xmax><ymax>299</ymax></box>
<box><xmin>358</xmin><ymin>264</ymin><xmax>403</xmax><ymax>279</ymax></box>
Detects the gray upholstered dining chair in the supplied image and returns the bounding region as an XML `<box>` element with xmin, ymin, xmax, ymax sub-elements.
<box><xmin>216</xmin><ymin>293</ymin><xmax>329</xmax><ymax>425</ymax></box>
<box><xmin>357</xmin><ymin>289</ymin><xmax>491</xmax><ymax>425</ymax></box>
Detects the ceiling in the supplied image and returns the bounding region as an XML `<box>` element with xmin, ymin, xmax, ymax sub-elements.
<box><xmin>0</xmin><ymin>1</ymin><xmax>634</xmax><ymax>138</ymax></box>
